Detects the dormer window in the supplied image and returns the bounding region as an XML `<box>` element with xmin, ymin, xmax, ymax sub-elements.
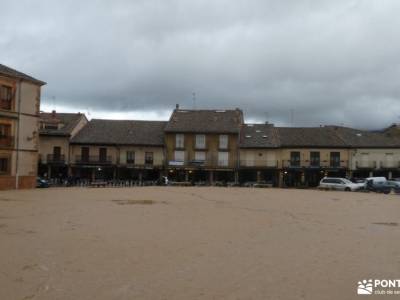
<box><xmin>44</xmin><ymin>123</ymin><xmax>58</xmax><ymax>130</ymax></box>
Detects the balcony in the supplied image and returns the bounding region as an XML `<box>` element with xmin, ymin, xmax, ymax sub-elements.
<box><xmin>0</xmin><ymin>136</ymin><xmax>14</xmax><ymax>148</ymax></box>
<box><xmin>355</xmin><ymin>161</ymin><xmax>377</xmax><ymax>169</ymax></box>
<box><xmin>75</xmin><ymin>155</ymin><xmax>113</xmax><ymax>165</ymax></box>
<box><xmin>380</xmin><ymin>161</ymin><xmax>400</xmax><ymax>169</ymax></box>
<box><xmin>240</xmin><ymin>160</ymin><xmax>278</xmax><ymax>168</ymax></box>
<box><xmin>46</xmin><ymin>154</ymin><xmax>65</xmax><ymax>164</ymax></box>
<box><xmin>0</xmin><ymin>99</ymin><xmax>12</xmax><ymax>111</ymax></box>
<box><xmin>169</xmin><ymin>153</ymin><xmax>235</xmax><ymax>169</ymax></box>
<box><xmin>282</xmin><ymin>160</ymin><xmax>348</xmax><ymax>169</ymax></box>
<box><xmin>124</xmin><ymin>159</ymin><xmax>164</xmax><ymax>168</ymax></box>
<box><xmin>47</xmin><ymin>154</ymin><xmax>66</xmax><ymax>164</ymax></box>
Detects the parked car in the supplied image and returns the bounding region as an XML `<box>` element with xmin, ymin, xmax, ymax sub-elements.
<box><xmin>318</xmin><ymin>177</ymin><xmax>361</xmax><ymax>191</ymax></box>
<box><xmin>36</xmin><ymin>177</ymin><xmax>49</xmax><ymax>188</ymax></box>
<box><xmin>386</xmin><ymin>180</ymin><xmax>400</xmax><ymax>193</ymax></box>
<box><xmin>365</xmin><ymin>177</ymin><xmax>391</xmax><ymax>194</ymax></box>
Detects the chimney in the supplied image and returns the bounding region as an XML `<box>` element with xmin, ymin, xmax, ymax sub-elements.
<box><xmin>51</xmin><ymin>110</ymin><xmax>56</xmax><ymax>118</ymax></box>
<box><xmin>176</xmin><ymin>104</ymin><xmax>179</xmax><ymax>109</ymax></box>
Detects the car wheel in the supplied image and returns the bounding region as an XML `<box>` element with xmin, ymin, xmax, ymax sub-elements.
<box><xmin>345</xmin><ymin>187</ymin><xmax>351</xmax><ymax>192</ymax></box>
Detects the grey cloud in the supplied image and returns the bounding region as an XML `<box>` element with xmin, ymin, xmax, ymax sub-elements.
<box><xmin>2</xmin><ymin>0</ymin><xmax>400</xmax><ymax>128</ymax></box>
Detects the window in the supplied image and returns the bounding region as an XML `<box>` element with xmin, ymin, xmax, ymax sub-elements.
<box><xmin>0</xmin><ymin>85</ymin><xmax>12</xmax><ymax>110</ymax></box>
<box><xmin>195</xmin><ymin>134</ymin><xmax>206</xmax><ymax>149</ymax></box>
<box><xmin>290</xmin><ymin>151</ymin><xmax>301</xmax><ymax>167</ymax></box>
<box><xmin>195</xmin><ymin>151</ymin><xmax>206</xmax><ymax>161</ymax></box>
<box><xmin>219</xmin><ymin>135</ymin><xmax>228</xmax><ymax>149</ymax></box>
<box><xmin>330</xmin><ymin>152</ymin><xmax>340</xmax><ymax>167</ymax></box>
<box><xmin>99</xmin><ymin>148</ymin><xmax>107</xmax><ymax>162</ymax></box>
<box><xmin>174</xmin><ymin>150</ymin><xmax>185</xmax><ymax>162</ymax></box>
<box><xmin>126</xmin><ymin>151</ymin><xmax>135</xmax><ymax>164</ymax></box>
<box><xmin>0</xmin><ymin>124</ymin><xmax>11</xmax><ymax>137</ymax></box>
<box><xmin>44</xmin><ymin>123</ymin><xmax>59</xmax><ymax>130</ymax></box>
<box><xmin>0</xmin><ymin>124</ymin><xmax>12</xmax><ymax>147</ymax></box>
<box><xmin>81</xmin><ymin>147</ymin><xmax>89</xmax><ymax>162</ymax></box>
<box><xmin>53</xmin><ymin>146</ymin><xmax>61</xmax><ymax>160</ymax></box>
<box><xmin>145</xmin><ymin>152</ymin><xmax>153</xmax><ymax>165</ymax></box>
<box><xmin>384</xmin><ymin>153</ymin><xmax>394</xmax><ymax>168</ymax></box>
<box><xmin>218</xmin><ymin>152</ymin><xmax>229</xmax><ymax>167</ymax></box>
<box><xmin>0</xmin><ymin>157</ymin><xmax>9</xmax><ymax>174</ymax></box>
<box><xmin>310</xmin><ymin>152</ymin><xmax>320</xmax><ymax>167</ymax></box>
<box><xmin>175</xmin><ymin>134</ymin><xmax>184</xmax><ymax>148</ymax></box>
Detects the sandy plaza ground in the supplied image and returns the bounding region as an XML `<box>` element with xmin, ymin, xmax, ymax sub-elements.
<box><xmin>0</xmin><ymin>187</ymin><xmax>399</xmax><ymax>300</ymax></box>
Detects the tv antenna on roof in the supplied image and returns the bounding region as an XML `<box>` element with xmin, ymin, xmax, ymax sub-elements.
<box><xmin>290</xmin><ymin>109</ymin><xmax>294</xmax><ymax>126</ymax></box>
<box><xmin>192</xmin><ymin>92</ymin><xmax>196</xmax><ymax>109</ymax></box>
<box><xmin>51</xmin><ymin>96</ymin><xmax>56</xmax><ymax>110</ymax></box>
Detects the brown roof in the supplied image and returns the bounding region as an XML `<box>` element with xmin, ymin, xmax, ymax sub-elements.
<box><xmin>240</xmin><ymin>125</ymin><xmax>400</xmax><ymax>148</ymax></box>
<box><xmin>40</xmin><ymin>112</ymin><xmax>86</xmax><ymax>136</ymax></box>
<box><xmin>0</xmin><ymin>64</ymin><xmax>46</xmax><ymax>86</ymax></box>
<box><xmin>328</xmin><ymin>126</ymin><xmax>400</xmax><ymax>148</ymax></box>
<box><xmin>239</xmin><ymin>124</ymin><xmax>280</xmax><ymax>148</ymax></box>
<box><xmin>71</xmin><ymin>119</ymin><xmax>167</xmax><ymax>146</ymax></box>
<box><xmin>275</xmin><ymin>127</ymin><xmax>348</xmax><ymax>148</ymax></box>
<box><xmin>165</xmin><ymin>109</ymin><xmax>243</xmax><ymax>133</ymax></box>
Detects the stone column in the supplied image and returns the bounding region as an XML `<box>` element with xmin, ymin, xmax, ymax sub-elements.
<box><xmin>67</xmin><ymin>166</ymin><xmax>72</xmax><ymax>177</ymax></box>
<box><xmin>234</xmin><ymin>171</ymin><xmax>239</xmax><ymax>184</ymax></box>
<box><xmin>388</xmin><ymin>171</ymin><xmax>393</xmax><ymax>179</ymax></box>
<box><xmin>256</xmin><ymin>171</ymin><xmax>261</xmax><ymax>183</ymax></box>
<box><xmin>278</xmin><ymin>171</ymin><xmax>284</xmax><ymax>188</ymax></box>
<box><xmin>47</xmin><ymin>165</ymin><xmax>52</xmax><ymax>179</ymax></box>
<box><xmin>139</xmin><ymin>172</ymin><xmax>143</xmax><ymax>185</ymax></box>
<box><xmin>209</xmin><ymin>171</ymin><xmax>214</xmax><ymax>184</ymax></box>
<box><xmin>369</xmin><ymin>171</ymin><xmax>374</xmax><ymax>177</ymax></box>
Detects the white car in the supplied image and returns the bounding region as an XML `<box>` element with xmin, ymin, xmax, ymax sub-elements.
<box><xmin>319</xmin><ymin>177</ymin><xmax>360</xmax><ymax>191</ymax></box>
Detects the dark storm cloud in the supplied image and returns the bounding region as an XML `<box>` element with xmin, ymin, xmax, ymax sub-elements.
<box><xmin>2</xmin><ymin>0</ymin><xmax>400</xmax><ymax>128</ymax></box>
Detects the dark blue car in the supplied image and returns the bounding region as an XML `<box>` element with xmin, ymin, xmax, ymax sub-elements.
<box><xmin>36</xmin><ymin>177</ymin><xmax>49</xmax><ymax>188</ymax></box>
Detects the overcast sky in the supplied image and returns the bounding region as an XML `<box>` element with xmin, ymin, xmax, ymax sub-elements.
<box><xmin>2</xmin><ymin>0</ymin><xmax>400</xmax><ymax>128</ymax></box>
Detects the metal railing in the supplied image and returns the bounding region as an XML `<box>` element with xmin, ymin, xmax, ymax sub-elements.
<box><xmin>239</xmin><ymin>160</ymin><xmax>278</xmax><ymax>168</ymax></box>
<box><xmin>0</xmin><ymin>99</ymin><xmax>12</xmax><ymax>110</ymax></box>
<box><xmin>46</xmin><ymin>154</ymin><xmax>65</xmax><ymax>163</ymax></box>
<box><xmin>282</xmin><ymin>160</ymin><xmax>348</xmax><ymax>168</ymax></box>
<box><xmin>124</xmin><ymin>159</ymin><xmax>165</xmax><ymax>167</ymax></box>
<box><xmin>75</xmin><ymin>155</ymin><xmax>113</xmax><ymax>164</ymax></box>
<box><xmin>380</xmin><ymin>161</ymin><xmax>400</xmax><ymax>169</ymax></box>
<box><xmin>355</xmin><ymin>161</ymin><xmax>377</xmax><ymax>169</ymax></box>
<box><xmin>168</xmin><ymin>157</ymin><xmax>234</xmax><ymax>168</ymax></box>
<box><xmin>0</xmin><ymin>136</ymin><xmax>14</xmax><ymax>147</ymax></box>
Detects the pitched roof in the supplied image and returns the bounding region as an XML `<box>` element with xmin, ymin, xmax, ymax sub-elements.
<box><xmin>328</xmin><ymin>126</ymin><xmax>400</xmax><ymax>148</ymax></box>
<box><xmin>165</xmin><ymin>109</ymin><xmax>243</xmax><ymax>133</ymax></box>
<box><xmin>0</xmin><ymin>64</ymin><xmax>46</xmax><ymax>86</ymax></box>
<box><xmin>70</xmin><ymin>119</ymin><xmax>167</xmax><ymax>146</ymax></box>
<box><xmin>240</xmin><ymin>124</ymin><xmax>280</xmax><ymax>148</ymax></box>
<box><xmin>40</xmin><ymin>112</ymin><xmax>86</xmax><ymax>136</ymax></box>
<box><xmin>275</xmin><ymin>127</ymin><xmax>347</xmax><ymax>148</ymax></box>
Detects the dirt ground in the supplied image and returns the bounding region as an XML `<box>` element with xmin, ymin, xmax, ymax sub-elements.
<box><xmin>0</xmin><ymin>187</ymin><xmax>399</xmax><ymax>300</ymax></box>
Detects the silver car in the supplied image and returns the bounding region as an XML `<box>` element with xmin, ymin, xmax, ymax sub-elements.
<box><xmin>319</xmin><ymin>177</ymin><xmax>360</xmax><ymax>191</ymax></box>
